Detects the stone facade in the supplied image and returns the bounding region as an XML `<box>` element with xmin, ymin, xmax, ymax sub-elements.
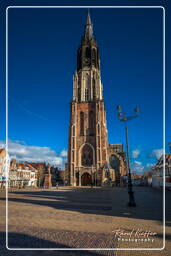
<box><xmin>68</xmin><ymin>13</ymin><xmax>126</xmax><ymax>186</ymax></box>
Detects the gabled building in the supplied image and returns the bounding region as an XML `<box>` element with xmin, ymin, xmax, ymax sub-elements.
<box><xmin>152</xmin><ymin>154</ymin><xmax>171</xmax><ymax>189</ymax></box>
<box><xmin>29</xmin><ymin>162</ymin><xmax>46</xmax><ymax>187</ymax></box>
<box><xmin>9</xmin><ymin>160</ymin><xmax>38</xmax><ymax>188</ymax></box>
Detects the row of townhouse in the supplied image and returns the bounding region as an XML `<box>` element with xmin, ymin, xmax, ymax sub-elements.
<box><xmin>0</xmin><ymin>147</ymin><xmax>68</xmax><ymax>188</ymax></box>
<box><xmin>152</xmin><ymin>154</ymin><xmax>171</xmax><ymax>189</ymax></box>
<box><xmin>9</xmin><ymin>159</ymin><xmax>38</xmax><ymax>188</ymax></box>
<box><xmin>0</xmin><ymin>148</ymin><xmax>38</xmax><ymax>188</ymax></box>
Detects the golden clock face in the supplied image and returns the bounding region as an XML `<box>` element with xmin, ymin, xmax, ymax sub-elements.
<box><xmin>84</xmin><ymin>58</ymin><xmax>90</xmax><ymax>65</ymax></box>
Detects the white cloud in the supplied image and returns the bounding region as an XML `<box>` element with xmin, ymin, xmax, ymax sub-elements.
<box><xmin>146</xmin><ymin>163</ymin><xmax>154</xmax><ymax>168</ymax></box>
<box><xmin>131</xmin><ymin>161</ymin><xmax>155</xmax><ymax>174</ymax></box>
<box><xmin>134</xmin><ymin>161</ymin><xmax>141</xmax><ymax>165</ymax></box>
<box><xmin>131</xmin><ymin>161</ymin><xmax>144</xmax><ymax>173</ymax></box>
<box><xmin>132</xmin><ymin>149</ymin><xmax>140</xmax><ymax>159</ymax></box>
<box><xmin>0</xmin><ymin>140</ymin><xmax>67</xmax><ymax>167</ymax></box>
<box><xmin>60</xmin><ymin>150</ymin><xmax>67</xmax><ymax>157</ymax></box>
<box><xmin>152</xmin><ymin>149</ymin><xmax>163</xmax><ymax>160</ymax></box>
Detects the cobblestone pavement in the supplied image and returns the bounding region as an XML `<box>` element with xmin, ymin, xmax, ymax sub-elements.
<box><xmin>0</xmin><ymin>186</ymin><xmax>171</xmax><ymax>256</ymax></box>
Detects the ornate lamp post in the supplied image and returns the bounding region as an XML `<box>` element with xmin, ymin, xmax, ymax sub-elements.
<box><xmin>91</xmin><ymin>165</ymin><xmax>93</xmax><ymax>188</ymax></box>
<box><xmin>116</xmin><ymin>105</ymin><xmax>140</xmax><ymax>207</ymax></box>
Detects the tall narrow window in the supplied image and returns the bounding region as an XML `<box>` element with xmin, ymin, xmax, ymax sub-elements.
<box><xmin>93</xmin><ymin>78</ymin><xmax>96</xmax><ymax>99</ymax></box>
<box><xmin>72</xmin><ymin>125</ymin><xmax>75</xmax><ymax>136</ymax></box>
<box><xmin>89</xmin><ymin>111</ymin><xmax>94</xmax><ymax>135</ymax></box>
<box><xmin>85</xmin><ymin>47</ymin><xmax>91</xmax><ymax>58</ymax></box>
<box><xmin>92</xmin><ymin>48</ymin><xmax>96</xmax><ymax>66</ymax></box>
<box><xmin>98</xmin><ymin>149</ymin><xmax>101</xmax><ymax>162</ymax></box>
<box><xmin>78</xmin><ymin>87</ymin><xmax>81</xmax><ymax>102</ymax></box>
<box><xmin>97</xmin><ymin>123</ymin><xmax>100</xmax><ymax>135</ymax></box>
<box><xmin>80</xmin><ymin>112</ymin><xmax>84</xmax><ymax>135</ymax></box>
<box><xmin>85</xmin><ymin>73</ymin><xmax>90</xmax><ymax>101</ymax></box>
<box><xmin>72</xmin><ymin>137</ymin><xmax>75</xmax><ymax>148</ymax></box>
<box><xmin>85</xmin><ymin>88</ymin><xmax>89</xmax><ymax>101</ymax></box>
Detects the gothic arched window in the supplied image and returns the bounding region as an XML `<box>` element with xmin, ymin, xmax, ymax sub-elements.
<box><xmin>97</xmin><ymin>123</ymin><xmax>100</xmax><ymax>135</ymax></box>
<box><xmin>93</xmin><ymin>78</ymin><xmax>96</xmax><ymax>99</ymax></box>
<box><xmin>92</xmin><ymin>48</ymin><xmax>96</xmax><ymax>66</ymax></box>
<box><xmin>80</xmin><ymin>112</ymin><xmax>84</xmax><ymax>135</ymax></box>
<box><xmin>89</xmin><ymin>111</ymin><xmax>94</xmax><ymax>135</ymax></box>
<box><xmin>72</xmin><ymin>125</ymin><xmax>75</xmax><ymax>136</ymax></box>
<box><xmin>85</xmin><ymin>47</ymin><xmax>91</xmax><ymax>59</ymax></box>
<box><xmin>78</xmin><ymin>87</ymin><xmax>81</xmax><ymax>102</ymax></box>
<box><xmin>77</xmin><ymin>48</ymin><xmax>81</xmax><ymax>70</ymax></box>
<box><xmin>81</xmin><ymin>144</ymin><xmax>93</xmax><ymax>166</ymax></box>
<box><xmin>85</xmin><ymin>74</ymin><xmax>90</xmax><ymax>101</ymax></box>
<box><xmin>85</xmin><ymin>88</ymin><xmax>89</xmax><ymax>101</ymax></box>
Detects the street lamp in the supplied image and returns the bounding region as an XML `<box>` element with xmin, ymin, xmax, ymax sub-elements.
<box><xmin>116</xmin><ymin>105</ymin><xmax>140</xmax><ymax>207</ymax></box>
<box><xmin>91</xmin><ymin>165</ymin><xmax>93</xmax><ymax>188</ymax></box>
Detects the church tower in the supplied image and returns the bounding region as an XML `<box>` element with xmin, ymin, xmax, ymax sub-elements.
<box><xmin>68</xmin><ymin>12</ymin><xmax>110</xmax><ymax>186</ymax></box>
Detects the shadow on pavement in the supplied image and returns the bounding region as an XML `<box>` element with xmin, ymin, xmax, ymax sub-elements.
<box><xmin>0</xmin><ymin>232</ymin><xmax>116</xmax><ymax>256</ymax></box>
<box><xmin>1</xmin><ymin>187</ymin><xmax>165</xmax><ymax>224</ymax></box>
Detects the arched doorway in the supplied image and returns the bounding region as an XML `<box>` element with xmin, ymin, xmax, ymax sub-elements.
<box><xmin>81</xmin><ymin>172</ymin><xmax>92</xmax><ymax>186</ymax></box>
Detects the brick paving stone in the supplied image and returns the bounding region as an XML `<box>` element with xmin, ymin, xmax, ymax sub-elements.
<box><xmin>0</xmin><ymin>186</ymin><xmax>170</xmax><ymax>256</ymax></box>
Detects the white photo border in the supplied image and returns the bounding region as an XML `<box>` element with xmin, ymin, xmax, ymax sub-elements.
<box><xmin>5</xmin><ymin>5</ymin><xmax>165</xmax><ymax>251</ymax></box>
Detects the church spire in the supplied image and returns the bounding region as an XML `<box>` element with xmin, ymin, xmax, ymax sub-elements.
<box><xmin>86</xmin><ymin>10</ymin><xmax>91</xmax><ymax>25</ymax></box>
<box><xmin>84</xmin><ymin>10</ymin><xmax>93</xmax><ymax>41</ymax></box>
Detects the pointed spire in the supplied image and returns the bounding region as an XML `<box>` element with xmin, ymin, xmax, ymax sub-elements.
<box><xmin>84</xmin><ymin>10</ymin><xmax>93</xmax><ymax>41</ymax></box>
<box><xmin>86</xmin><ymin>10</ymin><xmax>91</xmax><ymax>25</ymax></box>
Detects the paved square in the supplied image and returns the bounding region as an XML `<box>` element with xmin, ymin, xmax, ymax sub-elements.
<box><xmin>0</xmin><ymin>186</ymin><xmax>171</xmax><ymax>256</ymax></box>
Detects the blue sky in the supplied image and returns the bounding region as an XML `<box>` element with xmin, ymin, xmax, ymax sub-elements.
<box><xmin>0</xmin><ymin>0</ymin><xmax>170</xmax><ymax>171</ymax></box>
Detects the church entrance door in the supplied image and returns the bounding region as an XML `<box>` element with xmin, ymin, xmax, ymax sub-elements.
<box><xmin>81</xmin><ymin>172</ymin><xmax>92</xmax><ymax>186</ymax></box>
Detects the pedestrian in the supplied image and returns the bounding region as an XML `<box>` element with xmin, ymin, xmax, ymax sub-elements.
<box><xmin>56</xmin><ymin>182</ymin><xmax>59</xmax><ymax>190</ymax></box>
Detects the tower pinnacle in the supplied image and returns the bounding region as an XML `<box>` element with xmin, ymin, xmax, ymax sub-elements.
<box><xmin>84</xmin><ymin>10</ymin><xmax>93</xmax><ymax>40</ymax></box>
<box><xmin>86</xmin><ymin>10</ymin><xmax>91</xmax><ymax>25</ymax></box>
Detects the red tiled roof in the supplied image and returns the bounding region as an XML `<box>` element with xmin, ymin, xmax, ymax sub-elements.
<box><xmin>18</xmin><ymin>163</ymin><xmax>25</xmax><ymax>168</ymax></box>
<box><xmin>29</xmin><ymin>162</ymin><xmax>46</xmax><ymax>170</ymax></box>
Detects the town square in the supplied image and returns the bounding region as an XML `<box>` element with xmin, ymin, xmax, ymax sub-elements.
<box><xmin>0</xmin><ymin>2</ymin><xmax>171</xmax><ymax>256</ymax></box>
<box><xmin>0</xmin><ymin>186</ymin><xmax>171</xmax><ymax>255</ymax></box>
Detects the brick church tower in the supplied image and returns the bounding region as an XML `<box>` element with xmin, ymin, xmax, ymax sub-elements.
<box><xmin>68</xmin><ymin>12</ymin><xmax>127</xmax><ymax>186</ymax></box>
